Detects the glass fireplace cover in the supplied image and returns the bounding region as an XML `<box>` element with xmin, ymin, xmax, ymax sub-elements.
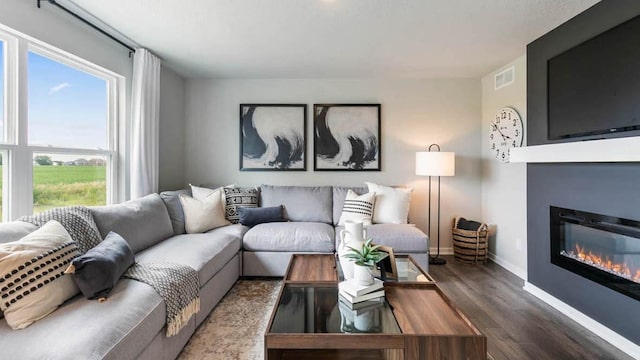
<box><xmin>550</xmin><ymin>206</ymin><xmax>640</xmax><ymax>300</ymax></box>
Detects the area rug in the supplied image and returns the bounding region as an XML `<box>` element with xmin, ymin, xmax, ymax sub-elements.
<box><xmin>178</xmin><ymin>280</ymin><xmax>494</xmax><ymax>360</ymax></box>
<box><xmin>178</xmin><ymin>280</ymin><xmax>281</xmax><ymax>360</ymax></box>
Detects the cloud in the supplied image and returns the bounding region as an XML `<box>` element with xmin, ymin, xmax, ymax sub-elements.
<box><xmin>49</xmin><ymin>82</ymin><xmax>72</xmax><ymax>95</ymax></box>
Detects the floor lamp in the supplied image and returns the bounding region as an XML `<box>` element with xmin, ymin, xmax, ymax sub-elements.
<box><xmin>416</xmin><ymin>144</ymin><xmax>455</xmax><ymax>265</ymax></box>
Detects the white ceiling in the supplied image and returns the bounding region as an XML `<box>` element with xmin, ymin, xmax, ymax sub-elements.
<box><xmin>68</xmin><ymin>0</ymin><xmax>599</xmax><ymax>79</ymax></box>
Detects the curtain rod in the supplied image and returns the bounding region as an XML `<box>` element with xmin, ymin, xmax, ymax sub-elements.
<box><xmin>36</xmin><ymin>0</ymin><xmax>135</xmax><ymax>57</ymax></box>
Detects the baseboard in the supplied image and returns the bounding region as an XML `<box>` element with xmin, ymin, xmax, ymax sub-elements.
<box><xmin>523</xmin><ymin>281</ymin><xmax>640</xmax><ymax>359</ymax></box>
<box><xmin>429</xmin><ymin>247</ymin><xmax>453</xmax><ymax>255</ymax></box>
<box><xmin>487</xmin><ymin>251</ymin><xmax>527</xmax><ymax>280</ymax></box>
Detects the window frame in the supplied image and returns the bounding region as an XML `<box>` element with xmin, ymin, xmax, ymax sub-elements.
<box><xmin>0</xmin><ymin>25</ymin><xmax>123</xmax><ymax>220</ymax></box>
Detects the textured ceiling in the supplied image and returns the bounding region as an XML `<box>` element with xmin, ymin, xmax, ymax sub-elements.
<box><xmin>68</xmin><ymin>0</ymin><xmax>599</xmax><ymax>78</ymax></box>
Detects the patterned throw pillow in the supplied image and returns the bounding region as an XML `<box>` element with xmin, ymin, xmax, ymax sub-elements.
<box><xmin>223</xmin><ymin>187</ymin><xmax>259</xmax><ymax>224</ymax></box>
<box><xmin>0</xmin><ymin>220</ymin><xmax>80</xmax><ymax>329</ymax></box>
<box><xmin>338</xmin><ymin>190</ymin><xmax>376</xmax><ymax>225</ymax></box>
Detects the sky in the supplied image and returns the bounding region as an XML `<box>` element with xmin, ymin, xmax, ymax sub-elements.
<box><xmin>28</xmin><ymin>51</ymin><xmax>107</xmax><ymax>158</ymax></box>
<box><xmin>0</xmin><ymin>46</ymin><xmax>107</xmax><ymax>163</ymax></box>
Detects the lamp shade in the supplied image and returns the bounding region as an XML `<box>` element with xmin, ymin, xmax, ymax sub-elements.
<box><xmin>415</xmin><ymin>151</ymin><xmax>455</xmax><ymax>176</ymax></box>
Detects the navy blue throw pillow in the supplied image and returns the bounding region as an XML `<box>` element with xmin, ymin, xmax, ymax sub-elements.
<box><xmin>66</xmin><ymin>231</ymin><xmax>135</xmax><ymax>300</ymax></box>
<box><xmin>456</xmin><ymin>217</ymin><xmax>483</xmax><ymax>231</ymax></box>
<box><xmin>238</xmin><ymin>205</ymin><xmax>286</xmax><ymax>227</ymax></box>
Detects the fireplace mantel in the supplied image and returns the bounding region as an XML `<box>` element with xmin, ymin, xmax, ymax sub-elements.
<box><xmin>510</xmin><ymin>137</ymin><xmax>640</xmax><ymax>163</ymax></box>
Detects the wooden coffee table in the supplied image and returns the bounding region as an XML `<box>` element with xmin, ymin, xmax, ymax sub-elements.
<box><xmin>264</xmin><ymin>254</ymin><xmax>487</xmax><ymax>360</ymax></box>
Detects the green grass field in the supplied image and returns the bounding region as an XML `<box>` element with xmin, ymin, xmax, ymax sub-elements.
<box><xmin>0</xmin><ymin>166</ymin><xmax>106</xmax><ymax>215</ymax></box>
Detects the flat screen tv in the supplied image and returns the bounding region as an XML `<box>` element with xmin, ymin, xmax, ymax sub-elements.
<box><xmin>547</xmin><ymin>15</ymin><xmax>640</xmax><ymax>140</ymax></box>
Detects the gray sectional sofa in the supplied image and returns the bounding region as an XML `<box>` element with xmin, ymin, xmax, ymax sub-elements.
<box><xmin>0</xmin><ymin>185</ymin><xmax>428</xmax><ymax>360</ymax></box>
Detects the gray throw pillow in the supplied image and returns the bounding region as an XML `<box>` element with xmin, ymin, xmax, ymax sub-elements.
<box><xmin>160</xmin><ymin>189</ymin><xmax>191</xmax><ymax>235</ymax></box>
<box><xmin>66</xmin><ymin>231</ymin><xmax>135</xmax><ymax>300</ymax></box>
<box><xmin>238</xmin><ymin>206</ymin><xmax>286</xmax><ymax>227</ymax></box>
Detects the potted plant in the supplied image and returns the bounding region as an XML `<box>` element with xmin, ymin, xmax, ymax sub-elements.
<box><xmin>345</xmin><ymin>239</ymin><xmax>383</xmax><ymax>285</ymax></box>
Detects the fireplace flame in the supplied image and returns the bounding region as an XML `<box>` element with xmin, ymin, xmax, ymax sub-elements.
<box><xmin>562</xmin><ymin>243</ymin><xmax>639</xmax><ymax>285</ymax></box>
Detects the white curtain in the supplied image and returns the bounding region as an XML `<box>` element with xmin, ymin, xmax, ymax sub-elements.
<box><xmin>130</xmin><ymin>48</ymin><xmax>161</xmax><ymax>199</ymax></box>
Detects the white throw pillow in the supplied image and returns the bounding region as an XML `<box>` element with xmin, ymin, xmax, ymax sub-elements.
<box><xmin>365</xmin><ymin>182</ymin><xmax>413</xmax><ymax>224</ymax></box>
<box><xmin>180</xmin><ymin>189</ymin><xmax>229</xmax><ymax>233</ymax></box>
<box><xmin>0</xmin><ymin>220</ymin><xmax>80</xmax><ymax>329</ymax></box>
<box><xmin>338</xmin><ymin>190</ymin><xmax>375</xmax><ymax>226</ymax></box>
<box><xmin>190</xmin><ymin>184</ymin><xmax>230</xmax><ymax>202</ymax></box>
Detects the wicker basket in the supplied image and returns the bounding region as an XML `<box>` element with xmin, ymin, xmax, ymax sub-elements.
<box><xmin>452</xmin><ymin>217</ymin><xmax>489</xmax><ymax>264</ymax></box>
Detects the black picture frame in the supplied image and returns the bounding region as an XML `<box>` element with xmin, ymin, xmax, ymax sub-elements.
<box><xmin>240</xmin><ymin>104</ymin><xmax>307</xmax><ymax>171</ymax></box>
<box><xmin>313</xmin><ymin>104</ymin><xmax>381</xmax><ymax>171</ymax></box>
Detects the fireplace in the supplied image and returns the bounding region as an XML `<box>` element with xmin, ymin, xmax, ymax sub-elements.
<box><xmin>550</xmin><ymin>206</ymin><xmax>640</xmax><ymax>301</ymax></box>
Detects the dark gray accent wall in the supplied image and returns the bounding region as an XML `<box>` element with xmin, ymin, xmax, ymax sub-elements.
<box><xmin>528</xmin><ymin>164</ymin><xmax>640</xmax><ymax>343</ymax></box>
<box><xmin>527</xmin><ymin>0</ymin><xmax>640</xmax><ymax>344</ymax></box>
<box><xmin>527</xmin><ymin>0</ymin><xmax>640</xmax><ymax>146</ymax></box>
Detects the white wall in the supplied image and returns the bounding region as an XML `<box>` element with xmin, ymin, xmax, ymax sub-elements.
<box><xmin>184</xmin><ymin>78</ymin><xmax>483</xmax><ymax>251</ymax></box>
<box><xmin>0</xmin><ymin>0</ymin><xmax>133</xmax><ymax>202</ymax></box>
<box><xmin>0</xmin><ymin>1</ymin><xmax>132</xmax><ymax>76</ymax></box>
<box><xmin>159</xmin><ymin>66</ymin><xmax>186</xmax><ymax>191</ymax></box>
<box><xmin>481</xmin><ymin>55</ymin><xmax>528</xmax><ymax>279</ymax></box>
<box><xmin>1</xmin><ymin>0</ymin><xmax>187</xmax><ymax>199</ymax></box>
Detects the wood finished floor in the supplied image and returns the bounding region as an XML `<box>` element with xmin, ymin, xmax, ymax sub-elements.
<box><xmin>428</xmin><ymin>256</ymin><xmax>633</xmax><ymax>360</ymax></box>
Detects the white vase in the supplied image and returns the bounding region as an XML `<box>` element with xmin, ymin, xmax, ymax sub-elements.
<box><xmin>338</xmin><ymin>221</ymin><xmax>368</xmax><ymax>280</ymax></box>
<box><xmin>342</xmin><ymin>220</ymin><xmax>367</xmax><ymax>245</ymax></box>
<box><xmin>354</xmin><ymin>264</ymin><xmax>374</xmax><ymax>286</ymax></box>
<box><xmin>354</xmin><ymin>311</ymin><xmax>374</xmax><ymax>331</ymax></box>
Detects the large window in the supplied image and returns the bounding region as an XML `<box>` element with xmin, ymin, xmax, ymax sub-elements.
<box><xmin>0</xmin><ymin>26</ymin><xmax>122</xmax><ymax>220</ymax></box>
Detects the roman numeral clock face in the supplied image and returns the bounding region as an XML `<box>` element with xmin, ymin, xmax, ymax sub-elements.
<box><xmin>489</xmin><ymin>107</ymin><xmax>523</xmax><ymax>162</ymax></box>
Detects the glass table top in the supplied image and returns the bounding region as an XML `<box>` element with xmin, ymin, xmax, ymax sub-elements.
<box><xmin>337</xmin><ymin>254</ymin><xmax>433</xmax><ymax>283</ymax></box>
<box><xmin>394</xmin><ymin>256</ymin><xmax>433</xmax><ymax>282</ymax></box>
<box><xmin>269</xmin><ymin>284</ymin><xmax>401</xmax><ymax>334</ymax></box>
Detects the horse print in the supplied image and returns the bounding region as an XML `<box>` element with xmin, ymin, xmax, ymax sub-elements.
<box><xmin>240</xmin><ymin>104</ymin><xmax>306</xmax><ymax>171</ymax></box>
<box><xmin>314</xmin><ymin>104</ymin><xmax>381</xmax><ymax>171</ymax></box>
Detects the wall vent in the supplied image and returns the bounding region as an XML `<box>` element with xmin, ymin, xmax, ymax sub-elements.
<box><xmin>495</xmin><ymin>66</ymin><xmax>515</xmax><ymax>90</ymax></box>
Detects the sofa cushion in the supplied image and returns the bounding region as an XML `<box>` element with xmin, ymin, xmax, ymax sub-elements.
<box><xmin>91</xmin><ymin>194</ymin><xmax>174</xmax><ymax>253</ymax></box>
<box><xmin>214</xmin><ymin>223</ymin><xmax>250</xmax><ymax>239</ymax></box>
<box><xmin>0</xmin><ymin>221</ymin><xmax>79</xmax><ymax>330</ymax></box>
<box><xmin>243</xmin><ymin>222</ymin><xmax>335</xmax><ymax>252</ymax></box>
<box><xmin>160</xmin><ymin>189</ymin><xmax>191</xmax><ymax>235</ymax></box>
<box><xmin>332</xmin><ymin>186</ymin><xmax>368</xmax><ymax>225</ymax></box>
<box><xmin>0</xmin><ymin>279</ymin><xmax>165</xmax><ymax>360</ymax></box>
<box><xmin>260</xmin><ymin>185</ymin><xmax>333</xmax><ymax>223</ymax></box>
<box><xmin>67</xmin><ymin>231</ymin><xmax>135</xmax><ymax>300</ymax></box>
<box><xmin>335</xmin><ymin>224</ymin><xmax>428</xmax><ymax>253</ymax></box>
<box><xmin>0</xmin><ymin>221</ymin><xmax>38</xmax><ymax>244</ymax></box>
<box><xmin>135</xmin><ymin>230</ymin><xmax>241</xmax><ymax>287</ymax></box>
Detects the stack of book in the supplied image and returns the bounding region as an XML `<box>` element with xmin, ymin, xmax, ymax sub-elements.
<box><xmin>338</xmin><ymin>278</ymin><xmax>384</xmax><ymax>307</ymax></box>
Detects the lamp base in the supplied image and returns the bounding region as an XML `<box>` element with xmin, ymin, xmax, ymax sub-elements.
<box><xmin>429</xmin><ymin>257</ymin><xmax>447</xmax><ymax>265</ymax></box>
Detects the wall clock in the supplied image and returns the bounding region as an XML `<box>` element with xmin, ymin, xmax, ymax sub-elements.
<box><xmin>489</xmin><ymin>107</ymin><xmax>523</xmax><ymax>162</ymax></box>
